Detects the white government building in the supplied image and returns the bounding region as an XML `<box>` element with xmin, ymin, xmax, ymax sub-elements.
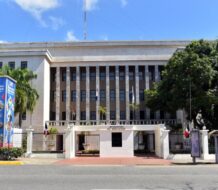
<box><xmin>0</xmin><ymin>41</ymin><xmax>190</xmax><ymax>158</ymax></box>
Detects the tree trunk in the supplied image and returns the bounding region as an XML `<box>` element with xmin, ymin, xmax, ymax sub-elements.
<box><xmin>18</xmin><ymin>113</ymin><xmax>22</xmax><ymax>128</ymax></box>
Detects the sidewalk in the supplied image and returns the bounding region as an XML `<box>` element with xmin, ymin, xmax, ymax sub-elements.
<box><xmin>55</xmin><ymin>156</ymin><xmax>172</xmax><ymax>166</ymax></box>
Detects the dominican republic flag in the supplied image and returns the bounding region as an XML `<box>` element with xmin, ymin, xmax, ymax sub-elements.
<box><xmin>96</xmin><ymin>88</ymin><xmax>99</xmax><ymax>101</ymax></box>
<box><xmin>132</xmin><ymin>86</ymin><xmax>135</xmax><ymax>104</ymax></box>
<box><xmin>183</xmin><ymin>125</ymin><xmax>190</xmax><ymax>138</ymax></box>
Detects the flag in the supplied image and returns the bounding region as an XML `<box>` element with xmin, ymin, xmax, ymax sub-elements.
<box><xmin>96</xmin><ymin>88</ymin><xmax>99</xmax><ymax>101</ymax></box>
<box><xmin>132</xmin><ymin>86</ymin><xmax>135</xmax><ymax>104</ymax></box>
<box><xmin>183</xmin><ymin>125</ymin><xmax>190</xmax><ymax>138</ymax></box>
<box><xmin>44</xmin><ymin>123</ymin><xmax>49</xmax><ymax>136</ymax></box>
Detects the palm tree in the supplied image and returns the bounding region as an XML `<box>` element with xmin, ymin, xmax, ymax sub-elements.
<box><xmin>99</xmin><ymin>105</ymin><xmax>106</xmax><ymax>121</ymax></box>
<box><xmin>0</xmin><ymin>65</ymin><xmax>39</xmax><ymax>127</ymax></box>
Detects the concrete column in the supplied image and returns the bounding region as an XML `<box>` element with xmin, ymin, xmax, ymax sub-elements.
<box><xmin>86</xmin><ymin>66</ymin><xmax>90</xmax><ymax>122</ymax></box>
<box><xmin>96</xmin><ymin>66</ymin><xmax>100</xmax><ymax>123</ymax></box>
<box><xmin>145</xmin><ymin>65</ymin><xmax>150</xmax><ymax>119</ymax></box>
<box><xmin>162</xmin><ymin>128</ymin><xmax>170</xmax><ymax>159</ymax></box>
<box><xmin>201</xmin><ymin>127</ymin><xmax>209</xmax><ymax>160</ymax></box>
<box><xmin>155</xmin><ymin>125</ymin><xmax>169</xmax><ymax>159</ymax></box>
<box><xmin>115</xmin><ymin>65</ymin><xmax>120</xmax><ymax>122</ymax></box>
<box><xmin>149</xmin><ymin>134</ymin><xmax>154</xmax><ymax>152</ymax></box>
<box><xmin>76</xmin><ymin>66</ymin><xmax>80</xmax><ymax>124</ymax></box>
<box><xmin>135</xmin><ymin>65</ymin><xmax>140</xmax><ymax>120</ymax></box>
<box><xmin>155</xmin><ymin>65</ymin><xmax>160</xmax><ymax>119</ymax></box>
<box><xmin>66</xmin><ymin>67</ymin><xmax>71</xmax><ymax>121</ymax></box>
<box><xmin>55</xmin><ymin>67</ymin><xmax>60</xmax><ymax>121</ymax></box>
<box><xmin>26</xmin><ymin>128</ymin><xmax>34</xmax><ymax>157</ymax></box>
<box><xmin>106</xmin><ymin>66</ymin><xmax>110</xmax><ymax>123</ymax></box>
<box><xmin>64</xmin><ymin>126</ymin><xmax>75</xmax><ymax>158</ymax></box>
<box><xmin>125</xmin><ymin>65</ymin><xmax>130</xmax><ymax>121</ymax></box>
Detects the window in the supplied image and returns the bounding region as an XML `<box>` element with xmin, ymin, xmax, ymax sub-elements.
<box><xmin>81</xmin><ymin>71</ymin><xmax>86</xmax><ymax>81</ymax></box>
<box><xmin>81</xmin><ymin>90</ymin><xmax>86</xmax><ymax>102</ymax></box>
<box><xmin>62</xmin><ymin>90</ymin><xmax>66</xmax><ymax>102</ymax></box>
<box><xmin>62</xmin><ymin>70</ymin><xmax>66</xmax><ymax>81</ymax></box>
<box><xmin>51</xmin><ymin>69</ymin><xmax>56</xmax><ymax>82</ymax></box>
<box><xmin>90</xmin><ymin>90</ymin><xmax>96</xmax><ymax>101</ymax></box>
<box><xmin>110</xmin><ymin>90</ymin><xmax>115</xmax><ymax>101</ymax></box>
<box><xmin>21</xmin><ymin>61</ymin><xmax>27</xmax><ymax>69</ymax></box>
<box><xmin>160</xmin><ymin>110</ymin><xmax>165</xmax><ymax>119</ymax></box>
<box><xmin>112</xmin><ymin>133</ymin><xmax>122</xmax><ymax>147</ymax></box>
<box><xmin>100</xmin><ymin>90</ymin><xmax>106</xmax><ymax>102</ymax></box>
<box><xmin>71</xmin><ymin>71</ymin><xmax>76</xmax><ymax>81</ymax></box>
<box><xmin>90</xmin><ymin>72</ymin><xmax>96</xmax><ymax>81</ymax></box>
<box><xmin>120</xmin><ymin>111</ymin><xmax>126</xmax><ymax>120</ymax></box>
<box><xmin>100</xmin><ymin>71</ymin><xmax>106</xmax><ymax>80</ymax></box>
<box><xmin>90</xmin><ymin>111</ymin><xmax>96</xmax><ymax>120</ymax></box>
<box><xmin>150</xmin><ymin>111</ymin><xmax>155</xmax><ymax>119</ymax></box>
<box><xmin>129</xmin><ymin>72</ymin><xmax>134</xmax><ymax>80</ymax></box>
<box><xmin>8</xmin><ymin>62</ymin><xmax>15</xmax><ymax>69</ymax></box>
<box><xmin>140</xmin><ymin>89</ymin><xmax>144</xmax><ymax>101</ymax></box>
<box><xmin>81</xmin><ymin>111</ymin><xmax>86</xmax><ymax>120</ymax></box>
<box><xmin>22</xmin><ymin>111</ymin><xmax>26</xmax><ymax>120</ymax></box>
<box><xmin>50</xmin><ymin>111</ymin><xmax>56</xmax><ymax>120</ymax></box>
<box><xmin>140</xmin><ymin>111</ymin><xmax>145</xmax><ymax>120</ymax></box>
<box><xmin>50</xmin><ymin>90</ymin><xmax>55</xmax><ymax>102</ymax></box>
<box><xmin>0</xmin><ymin>62</ymin><xmax>2</xmax><ymax>69</ymax></box>
<box><xmin>109</xmin><ymin>72</ymin><xmax>115</xmax><ymax>80</ymax></box>
<box><xmin>110</xmin><ymin>111</ymin><xmax>116</xmax><ymax>120</ymax></box>
<box><xmin>139</xmin><ymin>71</ymin><xmax>143</xmax><ymax>80</ymax></box>
<box><xmin>71</xmin><ymin>90</ymin><xmax>76</xmax><ymax>102</ymax></box>
<box><xmin>119</xmin><ymin>71</ymin><xmax>125</xmax><ymax>80</ymax></box>
<box><xmin>120</xmin><ymin>90</ymin><xmax>125</xmax><ymax>101</ymax></box>
<box><xmin>62</xmin><ymin>112</ymin><xmax>66</xmax><ymax>120</ymax></box>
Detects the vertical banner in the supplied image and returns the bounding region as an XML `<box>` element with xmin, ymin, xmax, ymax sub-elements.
<box><xmin>0</xmin><ymin>78</ymin><xmax>6</xmax><ymax>147</ymax></box>
<box><xmin>0</xmin><ymin>76</ymin><xmax>16</xmax><ymax>148</ymax></box>
<box><xmin>191</xmin><ymin>129</ymin><xmax>201</xmax><ymax>158</ymax></box>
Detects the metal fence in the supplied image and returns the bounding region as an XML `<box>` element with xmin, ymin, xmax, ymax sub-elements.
<box><xmin>32</xmin><ymin>133</ymin><xmax>64</xmax><ymax>153</ymax></box>
<box><xmin>169</xmin><ymin>132</ymin><xmax>191</xmax><ymax>154</ymax></box>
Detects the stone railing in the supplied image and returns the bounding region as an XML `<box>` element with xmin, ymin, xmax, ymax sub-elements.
<box><xmin>46</xmin><ymin>119</ymin><xmax>177</xmax><ymax>127</ymax></box>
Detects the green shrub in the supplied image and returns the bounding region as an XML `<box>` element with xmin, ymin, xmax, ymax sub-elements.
<box><xmin>0</xmin><ymin>147</ymin><xmax>24</xmax><ymax>160</ymax></box>
<box><xmin>49</xmin><ymin>127</ymin><xmax>58</xmax><ymax>134</ymax></box>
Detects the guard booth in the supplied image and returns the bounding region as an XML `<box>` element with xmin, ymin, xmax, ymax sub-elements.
<box><xmin>0</xmin><ymin>76</ymin><xmax>16</xmax><ymax>147</ymax></box>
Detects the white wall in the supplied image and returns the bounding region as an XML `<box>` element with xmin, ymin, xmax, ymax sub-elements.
<box><xmin>100</xmin><ymin>130</ymin><xmax>134</xmax><ymax>157</ymax></box>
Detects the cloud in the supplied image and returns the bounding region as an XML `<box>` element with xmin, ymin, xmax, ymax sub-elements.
<box><xmin>100</xmin><ymin>35</ymin><xmax>108</xmax><ymax>41</ymax></box>
<box><xmin>49</xmin><ymin>16</ymin><xmax>65</xmax><ymax>30</ymax></box>
<box><xmin>121</xmin><ymin>0</ymin><xmax>127</xmax><ymax>7</ymax></box>
<box><xmin>13</xmin><ymin>0</ymin><xmax>60</xmax><ymax>27</ymax></box>
<box><xmin>84</xmin><ymin>0</ymin><xmax>98</xmax><ymax>11</ymax></box>
<box><xmin>66</xmin><ymin>31</ymin><xmax>78</xmax><ymax>41</ymax></box>
<box><xmin>0</xmin><ymin>40</ymin><xmax>7</xmax><ymax>43</ymax></box>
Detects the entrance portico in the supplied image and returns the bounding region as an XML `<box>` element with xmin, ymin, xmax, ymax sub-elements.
<box><xmin>63</xmin><ymin>123</ymin><xmax>170</xmax><ymax>159</ymax></box>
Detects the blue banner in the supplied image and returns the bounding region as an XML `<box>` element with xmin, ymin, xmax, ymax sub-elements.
<box><xmin>191</xmin><ymin>129</ymin><xmax>201</xmax><ymax>158</ymax></box>
<box><xmin>0</xmin><ymin>77</ymin><xmax>16</xmax><ymax>147</ymax></box>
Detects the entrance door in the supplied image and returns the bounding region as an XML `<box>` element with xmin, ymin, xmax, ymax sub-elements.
<box><xmin>78</xmin><ymin>134</ymin><xmax>85</xmax><ymax>150</ymax></box>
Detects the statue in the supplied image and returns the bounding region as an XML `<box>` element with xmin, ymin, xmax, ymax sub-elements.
<box><xmin>195</xmin><ymin>110</ymin><xmax>206</xmax><ymax>129</ymax></box>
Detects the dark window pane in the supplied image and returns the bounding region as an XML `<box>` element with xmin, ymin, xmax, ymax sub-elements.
<box><xmin>119</xmin><ymin>71</ymin><xmax>125</xmax><ymax>80</ymax></box>
<box><xmin>120</xmin><ymin>90</ymin><xmax>125</xmax><ymax>101</ymax></box>
<box><xmin>21</xmin><ymin>61</ymin><xmax>27</xmax><ymax>69</ymax></box>
<box><xmin>100</xmin><ymin>72</ymin><xmax>106</xmax><ymax>80</ymax></box>
<box><xmin>81</xmin><ymin>90</ymin><xmax>86</xmax><ymax>102</ymax></box>
<box><xmin>90</xmin><ymin>111</ymin><xmax>96</xmax><ymax>120</ymax></box>
<box><xmin>62</xmin><ymin>70</ymin><xmax>66</xmax><ymax>81</ymax></box>
<box><xmin>71</xmin><ymin>90</ymin><xmax>76</xmax><ymax>102</ymax></box>
<box><xmin>81</xmin><ymin>71</ymin><xmax>86</xmax><ymax>81</ymax></box>
<box><xmin>71</xmin><ymin>71</ymin><xmax>76</xmax><ymax>81</ymax></box>
<box><xmin>81</xmin><ymin>112</ymin><xmax>86</xmax><ymax>120</ymax></box>
<box><xmin>112</xmin><ymin>133</ymin><xmax>122</xmax><ymax>147</ymax></box>
<box><xmin>8</xmin><ymin>62</ymin><xmax>15</xmax><ymax>69</ymax></box>
<box><xmin>110</xmin><ymin>111</ymin><xmax>116</xmax><ymax>120</ymax></box>
<box><xmin>140</xmin><ymin>89</ymin><xmax>144</xmax><ymax>101</ymax></box>
<box><xmin>90</xmin><ymin>72</ymin><xmax>96</xmax><ymax>81</ymax></box>
<box><xmin>100</xmin><ymin>90</ymin><xmax>106</xmax><ymax>102</ymax></box>
<box><xmin>110</xmin><ymin>90</ymin><xmax>115</xmax><ymax>101</ymax></box>
<box><xmin>120</xmin><ymin>111</ymin><xmax>126</xmax><ymax>120</ymax></box>
<box><xmin>62</xmin><ymin>90</ymin><xmax>66</xmax><ymax>102</ymax></box>
<box><xmin>90</xmin><ymin>90</ymin><xmax>96</xmax><ymax>101</ymax></box>
<box><xmin>109</xmin><ymin>72</ymin><xmax>115</xmax><ymax>80</ymax></box>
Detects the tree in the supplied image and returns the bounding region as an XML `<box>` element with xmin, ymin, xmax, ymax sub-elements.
<box><xmin>0</xmin><ymin>66</ymin><xmax>39</xmax><ymax>127</ymax></box>
<box><xmin>144</xmin><ymin>40</ymin><xmax>218</xmax><ymax>129</ymax></box>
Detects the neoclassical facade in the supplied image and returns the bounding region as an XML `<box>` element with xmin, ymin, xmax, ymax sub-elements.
<box><xmin>0</xmin><ymin>41</ymin><xmax>190</xmax><ymax>157</ymax></box>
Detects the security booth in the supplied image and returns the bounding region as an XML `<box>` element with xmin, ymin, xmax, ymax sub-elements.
<box><xmin>209</xmin><ymin>130</ymin><xmax>218</xmax><ymax>163</ymax></box>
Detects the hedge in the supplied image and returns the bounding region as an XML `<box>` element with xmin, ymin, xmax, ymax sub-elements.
<box><xmin>0</xmin><ymin>147</ymin><xmax>24</xmax><ymax>160</ymax></box>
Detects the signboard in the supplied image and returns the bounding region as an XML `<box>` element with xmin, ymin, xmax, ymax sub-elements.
<box><xmin>191</xmin><ymin>129</ymin><xmax>201</xmax><ymax>158</ymax></box>
<box><xmin>0</xmin><ymin>76</ymin><xmax>16</xmax><ymax>147</ymax></box>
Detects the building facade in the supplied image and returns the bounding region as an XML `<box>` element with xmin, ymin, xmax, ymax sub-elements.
<box><xmin>0</xmin><ymin>41</ymin><xmax>190</xmax><ymax>157</ymax></box>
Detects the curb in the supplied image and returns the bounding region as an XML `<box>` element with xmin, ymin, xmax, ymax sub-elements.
<box><xmin>0</xmin><ymin>161</ymin><xmax>24</xmax><ymax>165</ymax></box>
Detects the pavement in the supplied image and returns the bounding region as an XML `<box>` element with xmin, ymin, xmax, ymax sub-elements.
<box><xmin>0</xmin><ymin>155</ymin><xmax>216</xmax><ymax>166</ymax></box>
